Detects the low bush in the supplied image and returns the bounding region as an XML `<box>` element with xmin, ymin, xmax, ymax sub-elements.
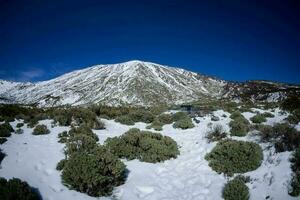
<box><xmin>289</xmin><ymin>147</ymin><xmax>300</xmax><ymax>196</ymax></box>
<box><xmin>281</xmin><ymin>96</ymin><xmax>300</xmax><ymax>112</ymax></box>
<box><xmin>61</xmin><ymin>146</ymin><xmax>126</xmax><ymax>197</ymax></box>
<box><xmin>0</xmin><ymin>122</ymin><xmax>14</xmax><ymax>137</ymax></box>
<box><xmin>255</xmin><ymin>124</ymin><xmax>274</xmax><ymax>142</ymax></box>
<box><xmin>115</xmin><ymin>115</ymin><xmax>135</xmax><ymax>125</ymax></box>
<box><xmin>272</xmin><ymin>123</ymin><xmax>300</xmax><ymax>152</ymax></box>
<box><xmin>286</xmin><ymin>109</ymin><xmax>300</xmax><ymax>124</ymax></box>
<box><xmin>206</xmin><ymin>124</ymin><xmax>227</xmax><ymax>142</ymax></box>
<box><xmin>65</xmin><ymin>134</ymin><xmax>98</xmax><ymax>155</ymax></box>
<box><xmin>56</xmin><ymin>159</ymin><xmax>66</xmax><ymax>171</ymax></box>
<box><xmin>222</xmin><ymin>176</ymin><xmax>250</xmax><ymax>200</ymax></box>
<box><xmin>172</xmin><ymin>112</ymin><xmax>189</xmax><ymax>121</ymax></box>
<box><xmin>229</xmin><ymin>117</ymin><xmax>250</xmax><ymax>137</ymax></box>
<box><xmin>105</xmin><ymin>128</ymin><xmax>179</xmax><ymax>163</ymax></box>
<box><xmin>205</xmin><ymin>139</ymin><xmax>263</xmax><ymax>176</ymax></box>
<box><xmin>230</xmin><ymin>111</ymin><xmax>244</xmax><ymax>119</ymax></box>
<box><xmin>173</xmin><ymin>117</ymin><xmax>195</xmax><ymax>129</ymax></box>
<box><xmin>156</xmin><ymin>113</ymin><xmax>173</xmax><ymax>124</ymax></box>
<box><xmin>16</xmin><ymin>128</ymin><xmax>24</xmax><ymax>134</ymax></box>
<box><xmin>262</xmin><ymin>112</ymin><xmax>275</xmax><ymax>118</ymax></box>
<box><xmin>58</xmin><ymin>131</ymin><xmax>68</xmax><ymax>143</ymax></box>
<box><xmin>32</xmin><ymin>125</ymin><xmax>50</xmax><ymax>135</ymax></box>
<box><xmin>16</xmin><ymin>122</ymin><xmax>24</xmax><ymax>128</ymax></box>
<box><xmin>0</xmin><ymin>177</ymin><xmax>41</xmax><ymax>200</ymax></box>
<box><xmin>0</xmin><ymin>149</ymin><xmax>5</xmax><ymax>164</ymax></box>
<box><xmin>250</xmin><ymin>114</ymin><xmax>267</xmax><ymax>124</ymax></box>
<box><xmin>0</xmin><ymin>138</ymin><xmax>7</xmax><ymax>144</ymax></box>
<box><xmin>146</xmin><ymin>119</ymin><xmax>163</xmax><ymax>131</ymax></box>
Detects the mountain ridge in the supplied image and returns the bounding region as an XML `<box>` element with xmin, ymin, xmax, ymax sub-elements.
<box><xmin>0</xmin><ymin>60</ymin><xmax>299</xmax><ymax>107</ymax></box>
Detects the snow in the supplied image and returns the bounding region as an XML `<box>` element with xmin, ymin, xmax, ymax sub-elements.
<box><xmin>0</xmin><ymin>109</ymin><xmax>298</xmax><ymax>200</ymax></box>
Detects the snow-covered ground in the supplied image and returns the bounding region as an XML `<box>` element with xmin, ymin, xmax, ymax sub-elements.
<box><xmin>0</xmin><ymin>109</ymin><xmax>299</xmax><ymax>200</ymax></box>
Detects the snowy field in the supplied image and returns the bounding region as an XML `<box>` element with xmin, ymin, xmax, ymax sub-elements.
<box><xmin>0</xmin><ymin>109</ymin><xmax>299</xmax><ymax>200</ymax></box>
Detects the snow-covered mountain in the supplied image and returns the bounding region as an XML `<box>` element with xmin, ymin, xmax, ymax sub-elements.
<box><xmin>0</xmin><ymin>60</ymin><xmax>299</xmax><ymax>107</ymax></box>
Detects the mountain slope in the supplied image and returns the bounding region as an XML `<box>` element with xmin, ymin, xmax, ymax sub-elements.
<box><xmin>0</xmin><ymin>60</ymin><xmax>299</xmax><ymax>107</ymax></box>
<box><xmin>0</xmin><ymin>61</ymin><xmax>226</xmax><ymax>107</ymax></box>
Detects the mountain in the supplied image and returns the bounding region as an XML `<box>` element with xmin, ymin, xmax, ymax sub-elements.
<box><xmin>0</xmin><ymin>60</ymin><xmax>299</xmax><ymax>107</ymax></box>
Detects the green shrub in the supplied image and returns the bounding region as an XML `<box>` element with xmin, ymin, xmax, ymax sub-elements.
<box><xmin>0</xmin><ymin>149</ymin><xmax>5</xmax><ymax>164</ymax></box>
<box><xmin>281</xmin><ymin>96</ymin><xmax>300</xmax><ymax>112</ymax></box>
<box><xmin>262</xmin><ymin>112</ymin><xmax>275</xmax><ymax>118</ymax></box>
<box><xmin>65</xmin><ymin>134</ymin><xmax>98</xmax><ymax>155</ymax></box>
<box><xmin>56</xmin><ymin>159</ymin><xmax>66</xmax><ymax>171</ymax></box>
<box><xmin>173</xmin><ymin>117</ymin><xmax>195</xmax><ymax>129</ymax></box>
<box><xmin>256</xmin><ymin>124</ymin><xmax>274</xmax><ymax>142</ymax></box>
<box><xmin>272</xmin><ymin>123</ymin><xmax>300</xmax><ymax>152</ymax></box>
<box><xmin>61</xmin><ymin>146</ymin><xmax>126</xmax><ymax>197</ymax></box>
<box><xmin>92</xmin><ymin>120</ymin><xmax>105</xmax><ymax>130</ymax></box>
<box><xmin>230</xmin><ymin>111</ymin><xmax>244</xmax><ymax>119</ymax></box>
<box><xmin>58</xmin><ymin>131</ymin><xmax>68</xmax><ymax>143</ymax></box>
<box><xmin>0</xmin><ymin>122</ymin><xmax>14</xmax><ymax>137</ymax></box>
<box><xmin>172</xmin><ymin>112</ymin><xmax>189</xmax><ymax>121</ymax></box>
<box><xmin>289</xmin><ymin>147</ymin><xmax>300</xmax><ymax>196</ymax></box>
<box><xmin>250</xmin><ymin>114</ymin><xmax>267</xmax><ymax>124</ymax></box>
<box><xmin>105</xmin><ymin>128</ymin><xmax>179</xmax><ymax>163</ymax></box>
<box><xmin>286</xmin><ymin>109</ymin><xmax>300</xmax><ymax>124</ymax></box>
<box><xmin>16</xmin><ymin>128</ymin><xmax>24</xmax><ymax>134</ymax></box>
<box><xmin>0</xmin><ymin>177</ymin><xmax>41</xmax><ymax>200</ymax></box>
<box><xmin>115</xmin><ymin>115</ymin><xmax>135</xmax><ymax>125</ymax></box>
<box><xmin>205</xmin><ymin>140</ymin><xmax>263</xmax><ymax>176</ymax></box>
<box><xmin>128</xmin><ymin>110</ymin><xmax>155</xmax><ymax>123</ymax></box>
<box><xmin>229</xmin><ymin>117</ymin><xmax>250</xmax><ymax>137</ymax></box>
<box><xmin>206</xmin><ymin>124</ymin><xmax>227</xmax><ymax>142</ymax></box>
<box><xmin>16</xmin><ymin>122</ymin><xmax>24</xmax><ymax>128</ymax></box>
<box><xmin>32</xmin><ymin>125</ymin><xmax>50</xmax><ymax>135</ymax></box>
<box><xmin>0</xmin><ymin>138</ymin><xmax>7</xmax><ymax>144</ymax></box>
<box><xmin>68</xmin><ymin>125</ymin><xmax>99</xmax><ymax>142</ymax></box>
<box><xmin>156</xmin><ymin>113</ymin><xmax>173</xmax><ymax>124</ymax></box>
<box><xmin>146</xmin><ymin>119</ymin><xmax>163</xmax><ymax>131</ymax></box>
<box><xmin>222</xmin><ymin>176</ymin><xmax>250</xmax><ymax>200</ymax></box>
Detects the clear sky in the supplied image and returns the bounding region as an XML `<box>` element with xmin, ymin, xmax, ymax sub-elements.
<box><xmin>0</xmin><ymin>0</ymin><xmax>299</xmax><ymax>83</ymax></box>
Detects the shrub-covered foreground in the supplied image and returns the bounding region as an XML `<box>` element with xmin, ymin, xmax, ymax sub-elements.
<box><xmin>0</xmin><ymin>177</ymin><xmax>41</xmax><ymax>200</ymax></box>
<box><xmin>105</xmin><ymin>128</ymin><xmax>180</xmax><ymax>163</ymax></box>
<box><xmin>222</xmin><ymin>176</ymin><xmax>250</xmax><ymax>200</ymax></box>
<box><xmin>205</xmin><ymin>140</ymin><xmax>263</xmax><ymax>176</ymax></box>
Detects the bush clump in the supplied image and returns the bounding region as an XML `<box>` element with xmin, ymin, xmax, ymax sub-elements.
<box><xmin>206</xmin><ymin>124</ymin><xmax>227</xmax><ymax>143</ymax></box>
<box><xmin>16</xmin><ymin>122</ymin><xmax>24</xmax><ymax>128</ymax></box>
<box><xmin>222</xmin><ymin>176</ymin><xmax>250</xmax><ymax>200</ymax></box>
<box><xmin>229</xmin><ymin>116</ymin><xmax>250</xmax><ymax>137</ymax></box>
<box><xmin>286</xmin><ymin>109</ymin><xmax>300</xmax><ymax>124</ymax></box>
<box><xmin>0</xmin><ymin>122</ymin><xmax>14</xmax><ymax>137</ymax></box>
<box><xmin>250</xmin><ymin>114</ymin><xmax>267</xmax><ymax>124</ymax></box>
<box><xmin>61</xmin><ymin>146</ymin><xmax>126</xmax><ymax>197</ymax></box>
<box><xmin>115</xmin><ymin>115</ymin><xmax>135</xmax><ymax>125</ymax></box>
<box><xmin>205</xmin><ymin>139</ymin><xmax>263</xmax><ymax>176</ymax></box>
<box><xmin>32</xmin><ymin>124</ymin><xmax>50</xmax><ymax>135</ymax></box>
<box><xmin>262</xmin><ymin>112</ymin><xmax>274</xmax><ymax>118</ymax></box>
<box><xmin>0</xmin><ymin>177</ymin><xmax>41</xmax><ymax>200</ymax></box>
<box><xmin>146</xmin><ymin>119</ymin><xmax>164</xmax><ymax>131</ymax></box>
<box><xmin>0</xmin><ymin>138</ymin><xmax>7</xmax><ymax>144</ymax></box>
<box><xmin>281</xmin><ymin>96</ymin><xmax>300</xmax><ymax>112</ymax></box>
<box><xmin>0</xmin><ymin>149</ymin><xmax>5</xmax><ymax>164</ymax></box>
<box><xmin>105</xmin><ymin>128</ymin><xmax>180</xmax><ymax>163</ymax></box>
<box><xmin>289</xmin><ymin>147</ymin><xmax>300</xmax><ymax>196</ymax></box>
<box><xmin>173</xmin><ymin>117</ymin><xmax>195</xmax><ymax>129</ymax></box>
<box><xmin>147</xmin><ymin>113</ymin><xmax>174</xmax><ymax>131</ymax></box>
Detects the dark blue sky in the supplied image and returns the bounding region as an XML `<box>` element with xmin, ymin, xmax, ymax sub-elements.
<box><xmin>0</xmin><ymin>0</ymin><xmax>299</xmax><ymax>83</ymax></box>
